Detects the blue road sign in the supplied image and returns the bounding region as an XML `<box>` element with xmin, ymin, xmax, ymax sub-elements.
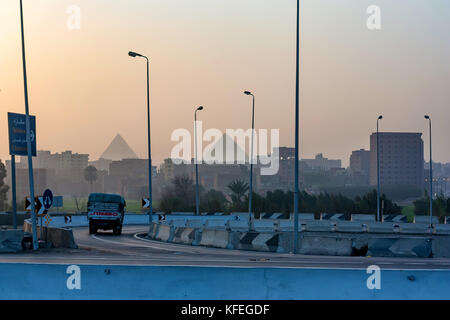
<box><xmin>43</xmin><ymin>189</ymin><xmax>53</xmax><ymax>210</ymax></box>
<box><xmin>53</xmin><ymin>196</ymin><xmax>63</xmax><ymax>208</ymax></box>
<box><xmin>7</xmin><ymin>112</ymin><xmax>37</xmax><ymax>157</ymax></box>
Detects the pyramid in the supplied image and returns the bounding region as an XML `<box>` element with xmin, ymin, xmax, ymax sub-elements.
<box><xmin>100</xmin><ymin>134</ymin><xmax>138</xmax><ymax>161</ymax></box>
<box><xmin>203</xmin><ymin>133</ymin><xmax>249</xmax><ymax>164</ymax></box>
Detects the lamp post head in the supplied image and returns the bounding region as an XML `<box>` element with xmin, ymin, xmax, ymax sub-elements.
<box><xmin>196</xmin><ymin>106</ymin><xmax>204</xmax><ymax>111</ymax></box>
<box><xmin>244</xmin><ymin>91</ymin><xmax>253</xmax><ymax>96</ymax></box>
<box><xmin>425</xmin><ymin>115</ymin><xmax>430</xmax><ymax>120</ymax></box>
<box><xmin>378</xmin><ymin>115</ymin><xmax>383</xmax><ymax>120</ymax></box>
<box><xmin>128</xmin><ymin>51</ymin><xmax>141</xmax><ymax>58</ymax></box>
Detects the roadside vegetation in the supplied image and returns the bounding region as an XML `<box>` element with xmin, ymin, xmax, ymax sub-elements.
<box><xmin>157</xmin><ymin>176</ymin><xmax>403</xmax><ymax>217</ymax></box>
<box><xmin>0</xmin><ymin>160</ymin><xmax>9</xmax><ymax>211</ymax></box>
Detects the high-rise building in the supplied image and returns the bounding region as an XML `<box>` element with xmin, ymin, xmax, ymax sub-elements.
<box><xmin>369</xmin><ymin>132</ymin><xmax>424</xmax><ymax>189</ymax></box>
<box><xmin>350</xmin><ymin>149</ymin><xmax>371</xmax><ymax>185</ymax></box>
<box><xmin>350</xmin><ymin>149</ymin><xmax>370</xmax><ymax>175</ymax></box>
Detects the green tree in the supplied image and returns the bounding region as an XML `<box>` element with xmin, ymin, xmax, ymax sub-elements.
<box><xmin>414</xmin><ymin>196</ymin><xmax>429</xmax><ymax>216</ymax></box>
<box><xmin>84</xmin><ymin>166</ymin><xmax>98</xmax><ymax>193</ymax></box>
<box><xmin>432</xmin><ymin>195</ymin><xmax>447</xmax><ymax>222</ymax></box>
<box><xmin>0</xmin><ymin>160</ymin><xmax>9</xmax><ymax>211</ymax></box>
<box><xmin>201</xmin><ymin>189</ymin><xmax>228</xmax><ymax>213</ymax></box>
<box><xmin>227</xmin><ymin>180</ymin><xmax>249</xmax><ymax>211</ymax></box>
<box><xmin>159</xmin><ymin>176</ymin><xmax>196</xmax><ymax>213</ymax></box>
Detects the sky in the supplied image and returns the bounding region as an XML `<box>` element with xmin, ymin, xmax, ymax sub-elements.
<box><xmin>1</xmin><ymin>0</ymin><xmax>450</xmax><ymax>167</ymax></box>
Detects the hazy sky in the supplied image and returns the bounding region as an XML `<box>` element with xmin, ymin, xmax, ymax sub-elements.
<box><xmin>1</xmin><ymin>0</ymin><xmax>450</xmax><ymax>167</ymax></box>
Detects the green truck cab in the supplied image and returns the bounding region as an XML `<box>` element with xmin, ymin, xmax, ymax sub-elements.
<box><xmin>87</xmin><ymin>193</ymin><xmax>126</xmax><ymax>235</ymax></box>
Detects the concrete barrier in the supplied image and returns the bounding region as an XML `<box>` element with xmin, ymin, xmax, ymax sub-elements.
<box><xmin>305</xmin><ymin>220</ymin><xmax>334</xmax><ymax>232</ymax></box>
<box><xmin>260</xmin><ymin>213</ymin><xmax>286</xmax><ymax>220</ymax></box>
<box><xmin>415</xmin><ymin>216</ymin><xmax>439</xmax><ymax>224</ymax></box>
<box><xmin>432</xmin><ymin>237</ymin><xmax>450</xmax><ymax>258</ymax></box>
<box><xmin>368</xmin><ymin>238</ymin><xmax>432</xmax><ymax>258</ymax></box>
<box><xmin>0</xmin><ymin>230</ymin><xmax>23</xmax><ymax>253</ymax></box>
<box><xmin>251</xmin><ymin>220</ymin><xmax>275</xmax><ymax>232</ymax></box>
<box><xmin>367</xmin><ymin>222</ymin><xmax>395</xmax><ymax>234</ymax></box>
<box><xmin>320</xmin><ymin>213</ymin><xmax>346</xmax><ymax>221</ymax></box>
<box><xmin>200</xmin><ymin>229</ymin><xmax>231</xmax><ymax>249</ymax></box>
<box><xmin>299</xmin><ymin>235</ymin><xmax>353</xmax><ymax>256</ymax></box>
<box><xmin>23</xmin><ymin>220</ymin><xmax>77</xmax><ymax>249</ymax></box>
<box><xmin>186</xmin><ymin>220</ymin><xmax>204</xmax><ymax>229</ymax></box>
<box><xmin>335</xmin><ymin>221</ymin><xmax>365</xmax><ymax>233</ymax></box>
<box><xmin>155</xmin><ymin>224</ymin><xmax>174</xmax><ymax>242</ymax></box>
<box><xmin>148</xmin><ymin>222</ymin><xmax>159</xmax><ymax>238</ymax></box>
<box><xmin>235</xmin><ymin>232</ymin><xmax>283</xmax><ymax>252</ymax></box>
<box><xmin>46</xmin><ymin>227</ymin><xmax>78</xmax><ymax>249</ymax></box>
<box><xmin>399</xmin><ymin>223</ymin><xmax>432</xmax><ymax>235</ymax></box>
<box><xmin>205</xmin><ymin>219</ymin><xmax>227</xmax><ymax>230</ymax></box>
<box><xmin>160</xmin><ymin>220</ymin><xmax>171</xmax><ymax>226</ymax></box>
<box><xmin>276</xmin><ymin>220</ymin><xmax>294</xmax><ymax>232</ymax></box>
<box><xmin>170</xmin><ymin>219</ymin><xmax>187</xmax><ymax>228</ymax></box>
<box><xmin>434</xmin><ymin>224</ymin><xmax>450</xmax><ymax>236</ymax></box>
<box><xmin>192</xmin><ymin>229</ymin><xmax>202</xmax><ymax>246</ymax></box>
<box><xmin>2</xmin><ymin>263</ymin><xmax>450</xmax><ymax>300</ymax></box>
<box><xmin>228</xmin><ymin>220</ymin><xmax>249</xmax><ymax>232</ymax></box>
<box><xmin>383</xmin><ymin>215</ymin><xmax>409</xmax><ymax>223</ymax></box>
<box><xmin>351</xmin><ymin>214</ymin><xmax>376</xmax><ymax>222</ymax></box>
<box><xmin>298</xmin><ymin>213</ymin><xmax>315</xmax><ymax>221</ymax></box>
<box><xmin>150</xmin><ymin>220</ymin><xmax>450</xmax><ymax>259</ymax></box>
<box><xmin>172</xmin><ymin>227</ymin><xmax>196</xmax><ymax>245</ymax></box>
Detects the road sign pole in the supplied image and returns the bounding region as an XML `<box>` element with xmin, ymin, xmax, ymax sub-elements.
<box><xmin>293</xmin><ymin>0</ymin><xmax>300</xmax><ymax>254</ymax></box>
<box><xmin>11</xmin><ymin>155</ymin><xmax>17</xmax><ymax>229</ymax></box>
<box><xmin>40</xmin><ymin>213</ymin><xmax>43</xmax><ymax>240</ymax></box>
<box><xmin>19</xmin><ymin>0</ymin><xmax>38</xmax><ymax>250</ymax></box>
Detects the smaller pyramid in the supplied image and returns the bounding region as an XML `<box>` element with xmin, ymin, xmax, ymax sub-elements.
<box><xmin>101</xmin><ymin>134</ymin><xmax>138</xmax><ymax>161</ymax></box>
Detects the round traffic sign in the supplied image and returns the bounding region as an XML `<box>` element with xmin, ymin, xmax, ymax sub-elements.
<box><xmin>43</xmin><ymin>189</ymin><xmax>53</xmax><ymax>210</ymax></box>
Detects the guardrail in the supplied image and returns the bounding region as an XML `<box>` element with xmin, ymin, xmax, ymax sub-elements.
<box><xmin>146</xmin><ymin>214</ymin><xmax>450</xmax><ymax>236</ymax></box>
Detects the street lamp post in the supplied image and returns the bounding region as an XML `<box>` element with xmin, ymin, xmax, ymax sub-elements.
<box><xmin>128</xmin><ymin>51</ymin><xmax>153</xmax><ymax>230</ymax></box>
<box><xmin>244</xmin><ymin>91</ymin><xmax>255</xmax><ymax>219</ymax></box>
<box><xmin>376</xmin><ymin>115</ymin><xmax>383</xmax><ymax>222</ymax></box>
<box><xmin>19</xmin><ymin>0</ymin><xmax>38</xmax><ymax>250</ymax></box>
<box><xmin>195</xmin><ymin>106</ymin><xmax>204</xmax><ymax>216</ymax></box>
<box><xmin>293</xmin><ymin>0</ymin><xmax>300</xmax><ymax>254</ymax></box>
<box><xmin>425</xmin><ymin>115</ymin><xmax>433</xmax><ymax>229</ymax></box>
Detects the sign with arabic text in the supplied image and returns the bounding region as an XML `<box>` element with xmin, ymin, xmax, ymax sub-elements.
<box><xmin>7</xmin><ymin>112</ymin><xmax>37</xmax><ymax>156</ymax></box>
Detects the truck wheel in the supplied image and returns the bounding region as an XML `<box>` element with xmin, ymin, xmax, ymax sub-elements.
<box><xmin>113</xmin><ymin>226</ymin><xmax>122</xmax><ymax>235</ymax></box>
<box><xmin>89</xmin><ymin>224</ymin><xmax>97</xmax><ymax>235</ymax></box>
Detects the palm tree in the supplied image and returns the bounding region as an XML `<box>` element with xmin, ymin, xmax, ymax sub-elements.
<box><xmin>84</xmin><ymin>166</ymin><xmax>98</xmax><ymax>193</ymax></box>
<box><xmin>227</xmin><ymin>179</ymin><xmax>249</xmax><ymax>205</ymax></box>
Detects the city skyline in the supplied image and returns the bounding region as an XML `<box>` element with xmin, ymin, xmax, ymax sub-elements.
<box><xmin>2</xmin><ymin>0</ymin><xmax>450</xmax><ymax>167</ymax></box>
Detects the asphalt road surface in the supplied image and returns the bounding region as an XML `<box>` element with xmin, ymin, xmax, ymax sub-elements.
<box><xmin>1</xmin><ymin>226</ymin><xmax>450</xmax><ymax>270</ymax></box>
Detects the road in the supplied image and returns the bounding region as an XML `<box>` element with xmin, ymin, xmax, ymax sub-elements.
<box><xmin>1</xmin><ymin>226</ymin><xmax>450</xmax><ymax>270</ymax></box>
